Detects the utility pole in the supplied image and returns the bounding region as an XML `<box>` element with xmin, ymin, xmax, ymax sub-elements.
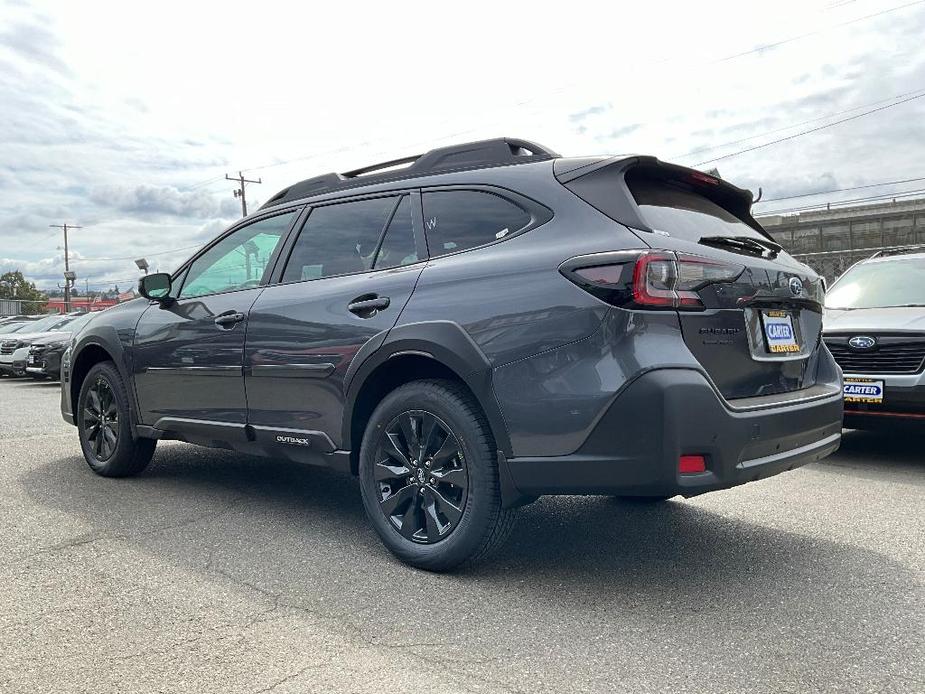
<box><xmin>50</xmin><ymin>223</ymin><xmax>82</xmax><ymax>313</ymax></box>
<box><xmin>225</xmin><ymin>171</ymin><xmax>262</xmax><ymax>217</ymax></box>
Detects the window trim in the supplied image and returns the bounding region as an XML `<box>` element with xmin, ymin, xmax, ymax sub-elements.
<box><xmin>418</xmin><ymin>184</ymin><xmax>553</xmax><ymax>260</ymax></box>
<box><xmin>170</xmin><ymin>205</ymin><xmax>306</xmax><ymax>300</ymax></box>
<box><xmin>267</xmin><ymin>189</ymin><xmax>427</xmax><ymax>287</ymax></box>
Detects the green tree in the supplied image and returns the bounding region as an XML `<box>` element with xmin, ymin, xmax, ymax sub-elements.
<box><xmin>0</xmin><ymin>270</ymin><xmax>48</xmax><ymax>315</ymax></box>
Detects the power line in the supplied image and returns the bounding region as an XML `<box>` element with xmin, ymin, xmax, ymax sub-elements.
<box><xmin>693</xmin><ymin>90</ymin><xmax>925</xmax><ymax>166</ymax></box>
<box><xmin>756</xmin><ymin>175</ymin><xmax>925</xmax><ymax>204</ymax></box>
<box><xmin>71</xmin><ymin>244</ymin><xmax>202</xmax><ymax>264</ymax></box>
<box><xmin>676</xmin><ymin>87</ymin><xmax>925</xmax><ymax>161</ymax></box>
<box><xmin>715</xmin><ymin>0</ymin><xmax>925</xmax><ymax>63</ymax></box>
<box><xmin>225</xmin><ymin>171</ymin><xmax>262</xmax><ymax>217</ymax></box>
<box><xmin>759</xmin><ymin>187</ymin><xmax>925</xmax><ymax>215</ymax></box>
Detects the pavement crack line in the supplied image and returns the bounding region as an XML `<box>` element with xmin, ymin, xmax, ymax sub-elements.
<box><xmin>19</xmin><ymin>496</ymin><xmax>246</xmax><ymax>561</ymax></box>
<box><xmin>251</xmin><ymin>663</ymin><xmax>323</xmax><ymax>694</ymax></box>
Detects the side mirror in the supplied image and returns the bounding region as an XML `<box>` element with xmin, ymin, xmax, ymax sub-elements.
<box><xmin>138</xmin><ymin>273</ymin><xmax>174</xmax><ymax>303</ymax></box>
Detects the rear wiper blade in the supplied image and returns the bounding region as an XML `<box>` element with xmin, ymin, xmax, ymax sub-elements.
<box><xmin>699</xmin><ymin>235</ymin><xmax>781</xmax><ymax>258</ymax></box>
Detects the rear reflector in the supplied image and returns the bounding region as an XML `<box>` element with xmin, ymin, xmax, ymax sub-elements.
<box><xmin>679</xmin><ymin>455</ymin><xmax>707</xmax><ymax>474</ymax></box>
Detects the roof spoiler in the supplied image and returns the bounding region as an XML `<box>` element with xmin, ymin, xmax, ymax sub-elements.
<box><xmin>554</xmin><ymin>155</ymin><xmax>771</xmax><ymax>239</ymax></box>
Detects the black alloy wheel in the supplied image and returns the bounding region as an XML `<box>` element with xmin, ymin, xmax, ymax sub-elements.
<box><xmin>373</xmin><ymin>410</ymin><xmax>469</xmax><ymax>544</ymax></box>
<box><xmin>83</xmin><ymin>377</ymin><xmax>120</xmax><ymax>461</ymax></box>
<box><xmin>77</xmin><ymin>361</ymin><xmax>156</xmax><ymax>477</ymax></box>
<box><xmin>358</xmin><ymin>379</ymin><xmax>517</xmax><ymax>571</ymax></box>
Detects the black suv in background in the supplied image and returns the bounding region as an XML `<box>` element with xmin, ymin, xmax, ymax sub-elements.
<box><xmin>62</xmin><ymin>138</ymin><xmax>842</xmax><ymax>570</ymax></box>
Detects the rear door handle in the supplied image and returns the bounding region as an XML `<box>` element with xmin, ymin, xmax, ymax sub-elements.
<box><xmin>214</xmin><ymin>311</ymin><xmax>246</xmax><ymax>328</ymax></box>
<box><xmin>347</xmin><ymin>296</ymin><xmax>390</xmax><ymax>317</ymax></box>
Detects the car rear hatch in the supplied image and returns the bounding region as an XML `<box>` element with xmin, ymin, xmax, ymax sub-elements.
<box><xmin>556</xmin><ymin>156</ymin><xmax>825</xmax><ymax>400</ymax></box>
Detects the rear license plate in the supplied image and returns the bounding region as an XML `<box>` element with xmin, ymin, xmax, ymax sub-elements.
<box><xmin>761</xmin><ymin>310</ymin><xmax>800</xmax><ymax>353</ymax></box>
<box><xmin>844</xmin><ymin>378</ymin><xmax>884</xmax><ymax>404</ymax></box>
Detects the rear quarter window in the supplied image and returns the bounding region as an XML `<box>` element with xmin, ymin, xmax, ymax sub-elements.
<box><xmin>423</xmin><ymin>190</ymin><xmax>531</xmax><ymax>257</ymax></box>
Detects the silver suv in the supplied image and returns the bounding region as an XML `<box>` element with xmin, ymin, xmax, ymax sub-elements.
<box><xmin>824</xmin><ymin>248</ymin><xmax>925</xmax><ymax>428</ymax></box>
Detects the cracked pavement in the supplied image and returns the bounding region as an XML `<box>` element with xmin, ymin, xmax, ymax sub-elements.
<box><xmin>0</xmin><ymin>378</ymin><xmax>922</xmax><ymax>693</ymax></box>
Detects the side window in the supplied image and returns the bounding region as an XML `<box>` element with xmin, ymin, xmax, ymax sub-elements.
<box><xmin>422</xmin><ymin>190</ymin><xmax>531</xmax><ymax>258</ymax></box>
<box><xmin>281</xmin><ymin>196</ymin><xmax>397</xmax><ymax>282</ymax></box>
<box><xmin>373</xmin><ymin>196</ymin><xmax>419</xmax><ymax>270</ymax></box>
<box><xmin>179</xmin><ymin>211</ymin><xmax>296</xmax><ymax>299</ymax></box>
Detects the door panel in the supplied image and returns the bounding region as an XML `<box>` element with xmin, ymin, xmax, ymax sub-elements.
<box><xmin>131</xmin><ymin>210</ymin><xmax>299</xmax><ymax>429</ymax></box>
<box><xmin>133</xmin><ymin>290</ymin><xmax>263</xmax><ymax>427</ymax></box>
<box><xmin>244</xmin><ymin>265</ymin><xmax>423</xmax><ymax>446</ymax></box>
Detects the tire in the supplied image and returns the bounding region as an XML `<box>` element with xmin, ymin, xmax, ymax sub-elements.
<box><xmin>358</xmin><ymin>379</ymin><xmax>516</xmax><ymax>571</ymax></box>
<box><xmin>76</xmin><ymin>361</ymin><xmax>156</xmax><ymax>477</ymax></box>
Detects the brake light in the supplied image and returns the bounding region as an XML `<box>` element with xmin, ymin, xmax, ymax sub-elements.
<box><xmin>633</xmin><ymin>252</ymin><xmax>743</xmax><ymax>309</ymax></box>
<box><xmin>562</xmin><ymin>250</ymin><xmax>743</xmax><ymax>311</ymax></box>
<box><xmin>688</xmin><ymin>171</ymin><xmax>719</xmax><ymax>185</ymax></box>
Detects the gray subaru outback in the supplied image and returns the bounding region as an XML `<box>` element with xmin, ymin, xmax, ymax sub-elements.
<box><xmin>61</xmin><ymin>138</ymin><xmax>843</xmax><ymax>570</ymax></box>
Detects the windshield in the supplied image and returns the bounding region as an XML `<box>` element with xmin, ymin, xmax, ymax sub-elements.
<box><xmin>0</xmin><ymin>322</ymin><xmax>28</xmax><ymax>334</ymax></box>
<box><xmin>826</xmin><ymin>258</ymin><xmax>925</xmax><ymax>309</ymax></box>
<box><xmin>22</xmin><ymin>314</ymin><xmax>74</xmax><ymax>333</ymax></box>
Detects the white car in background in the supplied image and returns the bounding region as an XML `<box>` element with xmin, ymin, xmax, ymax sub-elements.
<box><xmin>823</xmin><ymin>248</ymin><xmax>925</xmax><ymax>428</ymax></box>
<box><xmin>0</xmin><ymin>313</ymin><xmax>89</xmax><ymax>377</ymax></box>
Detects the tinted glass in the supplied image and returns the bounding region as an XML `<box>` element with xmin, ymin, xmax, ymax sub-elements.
<box><xmin>826</xmin><ymin>258</ymin><xmax>925</xmax><ymax>309</ymax></box>
<box><xmin>179</xmin><ymin>211</ymin><xmax>295</xmax><ymax>299</ymax></box>
<box><xmin>423</xmin><ymin>191</ymin><xmax>530</xmax><ymax>257</ymax></box>
<box><xmin>628</xmin><ymin>177</ymin><xmax>768</xmax><ymax>243</ymax></box>
<box><xmin>282</xmin><ymin>197</ymin><xmax>397</xmax><ymax>282</ymax></box>
<box><xmin>373</xmin><ymin>196</ymin><xmax>418</xmax><ymax>269</ymax></box>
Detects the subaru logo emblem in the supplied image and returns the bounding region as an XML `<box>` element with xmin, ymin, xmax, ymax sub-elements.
<box><xmin>848</xmin><ymin>335</ymin><xmax>877</xmax><ymax>350</ymax></box>
<box><xmin>789</xmin><ymin>277</ymin><xmax>803</xmax><ymax>296</ymax></box>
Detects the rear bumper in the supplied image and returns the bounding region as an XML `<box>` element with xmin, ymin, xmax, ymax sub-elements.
<box><xmin>505</xmin><ymin>368</ymin><xmax>843</xmax><ymax>497</ymax></box>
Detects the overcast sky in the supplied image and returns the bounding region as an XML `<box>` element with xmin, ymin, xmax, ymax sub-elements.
<box><xmin>1</xmin><ymin>0</ymin><xmax>924</xmax><ymax>290</ymax></box>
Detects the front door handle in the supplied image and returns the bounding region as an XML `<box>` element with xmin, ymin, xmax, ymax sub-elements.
<box><xmin>347</xmin><ymin>295</ymin><xmax>390</xmax><ymax>317</ymax></box>
<box><xmin>214</xmin><ymin>311</ymin><xmax>246</xmax><ymax>328</ymax></box>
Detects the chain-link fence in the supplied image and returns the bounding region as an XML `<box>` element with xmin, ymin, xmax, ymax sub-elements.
<box><xmin>788</xmin><ymin>244</ymin><xmax>925</xmax><ymax>283</ymax></box>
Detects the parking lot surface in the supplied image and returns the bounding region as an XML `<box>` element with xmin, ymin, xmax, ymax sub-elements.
<box><xmin>0</xmin><ymin>378</ymin><xmax>922</xmax><ymax>693</ymax></box>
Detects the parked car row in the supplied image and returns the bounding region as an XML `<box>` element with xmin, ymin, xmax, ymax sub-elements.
<box><xmin>0</xmin><ymin>312</ymin><xmax>96</xmax><ymax>379</ymax></box>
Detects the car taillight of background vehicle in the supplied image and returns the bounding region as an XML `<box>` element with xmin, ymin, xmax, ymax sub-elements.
<box><xmin>562</xmin><ymin>250</ymin><xmax>744</xmax><ymax>310</ymax></box>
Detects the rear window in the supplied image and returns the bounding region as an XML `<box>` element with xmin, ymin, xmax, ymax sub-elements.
<box><xmin>628</xmin><ymin>176</ymin><xmax>767</xmax><ymax>242</ymax></box>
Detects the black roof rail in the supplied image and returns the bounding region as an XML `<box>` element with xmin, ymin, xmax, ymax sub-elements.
<box><xmin>259</xmin><ymin>137</ymin><xmax>559</xmax><ymax>210</ymax></box>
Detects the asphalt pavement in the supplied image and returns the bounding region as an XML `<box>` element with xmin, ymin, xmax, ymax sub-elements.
<box><xmin>0</xmin><ymin>378</ymin><xmax>922</xmax><ymax>693</ymax></box>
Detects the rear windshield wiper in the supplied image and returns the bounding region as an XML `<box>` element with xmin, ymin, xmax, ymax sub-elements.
<box><xmin>699</xmin><ymin>235</ymin><xmax>781</xmax><ymax>259</ymax></box>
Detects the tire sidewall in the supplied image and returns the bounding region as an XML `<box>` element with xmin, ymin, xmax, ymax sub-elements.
<box><xmin>77</xmin><ymin>362</ymin><xmax>136</xmax><ymax>474</ymax></box>
<box><xmin>359</xmin><ymin>382</ymin><xmax>497</xmax><ymax>570</ymax></box>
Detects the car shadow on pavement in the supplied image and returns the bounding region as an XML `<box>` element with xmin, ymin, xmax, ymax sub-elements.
<box><xmin>19</xmin><ymin>441</ymin><xmax>917</xmax><ymax>616</ymax></box>
<box><xmin>13</xmin><ymin>437</ymin><xmax>922</xmax><ymax>692</ymax></box>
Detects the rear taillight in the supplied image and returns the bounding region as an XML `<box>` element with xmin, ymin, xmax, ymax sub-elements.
<box><xmin>562</xmin><ymin>250</ymin><xmax>743</xmax><ymax>311</ymax></box>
